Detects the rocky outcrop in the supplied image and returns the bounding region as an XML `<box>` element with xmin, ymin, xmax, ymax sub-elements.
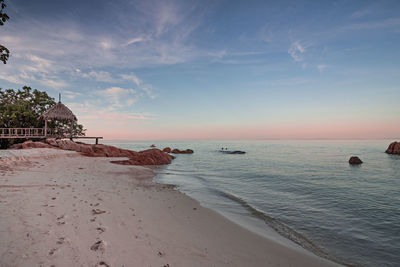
<box><xmin>111</xmin><ymin>149</ymin><xmax>174</xmax><ymax>166</ymax></box>
<box><xmin>171</xmin><ymin>148</ymin><xmax>194</xmax><ymax>154</ymax></box>
<box><xmin>10</xmin><ymin>139</ymin><xmax>174</xmax><ymax>165</ymax></box>
<box><xmin>150</xmin><ymin>144</ymin><xmax>156</xmax><ymax>148</ymax></box>
<box><xmin>386</xmin><ymin>142</ymin><xmax>400</xmax><ymax>155</ymax></box>
<box><xmin>349</xmin><ymin>156</ymin><xmax>363</xmax><ymax>165</ymax></box>
<box><xmin>162</xmin><ymin>147</ymin><xmax>171</xmax><ymax>153</ymax></box>
<box><xmin>9</xmin><ymin>140</ymin><xmax>53</xmax><ymax>149</ymax></box>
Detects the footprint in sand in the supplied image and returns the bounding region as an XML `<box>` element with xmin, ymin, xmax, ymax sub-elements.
<box><xmin>96</xmin><ymin>227</ymin><xmax>105</xmax><ymax>234</ymax></box>
<box><xmin>92</xmin><ymin>209</ymin><xmax>106</xmax><ymax>215</ymax></box>
<box><xmin>49</xmin><ymin>248</ymin><xmax>57</xmax><ymax>255</ymax></box>
<box><xmin>90</xmin><ymin>240</ymin><xmax>105</xmax><ymax>252</ymax></box>
<box><xmin>56</xmin><ymin>215</ymin><xmax>66</xmax><ymax>225</ymax></box>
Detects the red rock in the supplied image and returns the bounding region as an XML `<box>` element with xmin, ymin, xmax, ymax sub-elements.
<box><xmin>18</xmin><ymin>140</ymin><xmax>54</xmax><ymax>149</ymax></box>
<box><xmin>150</xmin><ymin>144</ymin><xmax>156</xmax><ymax>148</ymax></box>
<box><xmin>14</xmin><ymin>139</ymin><xmax>174</xmax><ymax>166</ymax></box>
<box><xmin>180</xmin><ymin>149</ymin><xmax>194</xmax><ymax>154</ymax></box>
<box><xmin>171</xmin><ymin>149</ymin><xmax>180</xmax><ymax>154</ymax></box>
<box><xmin>171</xmin><ymin>148</ymin><xmax>194</xmax><ymax>154</ymax></box>
<box><xmin>349</xmin><ymin>156</ymin><xmax>363</xmax><ymax>165</ymax></box>
<box><xmin>111</xmin><ymin>149</ymin><xmax>174</xmax><ymax>165</ymax></box>
<box><xmin>386</xmin><ymin>141</ymin><xmax>400</xmax><ymax>155</ymax></box>
<box><xmin>9</xmin><ymin>143</ymin><xmax>23</xmax><ymax>149</ymax></box>
<box><xmin>46</xmin><ymin>138</ymin><xmax>58</xmax><ymax>147</ymax></box>
<box><xmin>163</xmin><ymin>147</ymin><xmax>171</xmax><ymax>153</ymax></box>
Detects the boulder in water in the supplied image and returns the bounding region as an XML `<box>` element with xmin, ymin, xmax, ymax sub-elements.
<box><xmin>349</xmin><ymin>156</ymin><xmax>363</xmax><ymax>165</ymax></box>
<box><xmin>163</xmin><ymin>147</ymin><xmax>171</xmax><ymax>153</ymax></box>
<box><xmin>385</xmin><ymin>141</ymin><xmax>400</xmax><ymax>155</ymax></box>
<box><xmin>171</xmin><ymin>148</ymin><xmax>194</xmax><ymax>154</ymax></box>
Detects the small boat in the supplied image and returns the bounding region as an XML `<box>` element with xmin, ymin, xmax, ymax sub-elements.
<box><xmin>220</xmin><ymin>150</ymin><xmax>246</xmax><ymax>154</ymax></box>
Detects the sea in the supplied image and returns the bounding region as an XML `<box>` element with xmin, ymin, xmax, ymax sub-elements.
<box><xmin>104</xmin><ymin>139</ymin><xmax>400</xmax><ymax>267</ymax></box>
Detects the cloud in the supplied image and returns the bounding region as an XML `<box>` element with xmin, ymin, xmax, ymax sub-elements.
<box><xmin>63</xmin><ymin>90</ymin><xmax>82</xmax><ymax>99</ymax></box>
<box><xmin>66</xmin><ymin>101</ymin><xmax>155</xmax><ymax>137</ymax></box>
<box><xmin>0</xmin><ymin>73</ymin><xmax>25</xmax><ymax>84</ymax></box>
<box><xmin>288</xmin><ymin>41</ymin><xmax>306</xmax><ymax>62</ymax></box>
<box><xmin>100</xmin><ymin>86</ymin><xmax>138</xmax><ymax>108</ymax></box>
<box><xmin>80</xmin><ymin>70</ymin><xmax>115</xmax><ymax>83</ymax></box>
<box><xmin>120</xmin><ymin>73</ymin><xmax>142</xmax><ymax>86</ymax></box>
<box><xmin>123</xmin><ymin>37</ymin><xmax>148</xmax><ymax>46</ymax></box>
<box><xmin>0</xmin><ymin>53</ymin><xmax>68</xmax><ymax>89</ymax></box>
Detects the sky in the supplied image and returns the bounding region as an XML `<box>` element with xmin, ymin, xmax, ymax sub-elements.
<box><xmin>0</xmin><ymin>0</ymin><xmax>399</xmax><ymax>140</ymax></box>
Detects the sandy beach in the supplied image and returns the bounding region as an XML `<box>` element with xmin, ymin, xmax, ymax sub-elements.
<box><xmin>0</xmin><ymin>148</ymin><xmax>340</xmax><ymax>267</ymax></box>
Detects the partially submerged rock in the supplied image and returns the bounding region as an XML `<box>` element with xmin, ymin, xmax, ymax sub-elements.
<box><xmin>171</xmin><ymin>148</ymin><xmax>194</xmax><ymax>154</ymax></box>
<box><xmin>220</xmin><ymin>150</ymin><xmax>246</xmax><ymax>154</ymax></box>
<box><xmin>111</xmin><ymin>149</ymin><xmax>174</xmax><ymax>166</ymax></box>
<box><xmin>162</xmin><ymin>147</ymin><xmax>171</xmax><ymax>153</ymax></box>
<box><xmin>386</xmin><ymin>141</ymin><xmax>400</xmax><ymax>155</ymax></box>
<box><xmin>349</xmin><ymin>156</ymin><xmax>363</xmax><ymax>165</ymax></box>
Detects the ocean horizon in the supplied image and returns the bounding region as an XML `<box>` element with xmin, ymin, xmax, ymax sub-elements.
<box><xmin>105</xmin><ymin>139</ymin><xmax>400</xmax><ymax>267</ymax></box>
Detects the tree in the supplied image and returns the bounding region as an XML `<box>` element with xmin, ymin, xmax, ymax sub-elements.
<box><xmin>0</xmin><ymin>86</ymin><xmax>86</xmax><ymax>148</ymax></box>
<box><xmin>0</xmin><ymin>0</ymin><xmax>10</xmax><ymax>64</ymax></box>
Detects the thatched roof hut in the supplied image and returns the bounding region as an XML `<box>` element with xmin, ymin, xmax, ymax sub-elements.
<box><xmin>38</xmin><ymin>102</ymin><xmax>77</xmax><ymax>121</ymax></box>
<box><xmin>38</xmin><ymin>95</ymin><xmax>77</xmax><ymax>137</ymax></box>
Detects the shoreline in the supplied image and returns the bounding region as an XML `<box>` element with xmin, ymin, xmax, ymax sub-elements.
<box><xmin>0</xmin><ymin>148</ymin><xmax>340</xmax><ymax>266</ymax></box>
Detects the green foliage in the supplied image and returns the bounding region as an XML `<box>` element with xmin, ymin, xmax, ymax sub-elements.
<box><xmin>0</xmin><ymin>0</ymin><xmax>10</xmax><ymax>64</ymax></box>
<box><xmin>0</xmin><ymin>86</ymin><xmax>86</xmax><ymax>148</ymax></box>
<box><xmin>0</xmin><ymin>45</ymin><xmax>9</xmax><ymax>64</ymax></box>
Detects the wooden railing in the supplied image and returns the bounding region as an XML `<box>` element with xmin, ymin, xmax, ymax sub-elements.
<box><xmin>0</xmin><ymin>128</ymin><xmax>102</xmax><ymax>144</ymax></box>
<box><xmin>0</xmin><ymin>128</ymin><xmax>52</xmax><ymax>138</ymax></box>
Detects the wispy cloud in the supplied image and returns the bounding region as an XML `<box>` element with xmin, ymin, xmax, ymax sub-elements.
<box><xmin>288</xmin><ymin>41</ymin><xmax>306</xmax><ymax>62</ymax></box>
<box><xmin>99</xmin><ymin>86</ymin><xmax>138</xmax><ymax>108</ymax></box>
<box><xmin>79</xmin><ymin>70</ymin><xmax>115</xmax><ymax>83</ymax></box>
<box><xmin>120</xmin><ymin>73</ymin><xmax>142</xmax><ymax>86</ymax></box>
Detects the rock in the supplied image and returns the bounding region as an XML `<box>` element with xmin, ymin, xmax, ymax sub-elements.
<box><xmin>12</xmin><ymin>140</ymin><xmax>54</xmax><ymax>149</ymax></box>
<box><xmin>180</xmin><ymin>149</ymin><xmax>194</xmax><ymax>154</ymax></box>
<box><xmin>220</xmin><ymin>150</ymin><xmax>246</xmax><ymax>154</ymax></box>
<box><xmin>171</xmin><ymin>148</ymin><xmax>194</xmax><ymax>154</ymax></box>
<box><xmin>150</xmin><ymin>144</ymin><xmax>156</xmax><ymax>147</ymax></box>
<box><xmin>349</xmin><ymin>156</ymin><xmax>363</xmax><ymax>165</ymax></box>
<box><xmin>163</xmin><ymin>147</ymin><xmax>171</xmax><ymax>153</ymax></box>
<box><xmin>386</xmin><ymin>141</ymin><xmax>400</xmax><ymax>155</ymax></box>
<box><xmin>9</xmin><ymin>143</ymin><xmax>23</xmax><ymax>149</ymax></box>
<box><xmin>111</xmin><ymin>149</ymin><xmax>174</xmax><ymax>165</ymax></box>
<box><xmin>13</xmin><ymin>139</ymin><xmax>174</xmax><ymax>166</ymax></box>
<box><xmin>46</xmin><ymin>138</ymin><xmax>58</xmax><ymax>147</ymax></box>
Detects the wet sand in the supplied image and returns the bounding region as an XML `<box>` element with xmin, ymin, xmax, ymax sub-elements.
<box><xmin>0</xmin><ymin>148</ymin><xmax>340</xmax><ymax>266</ymax></box>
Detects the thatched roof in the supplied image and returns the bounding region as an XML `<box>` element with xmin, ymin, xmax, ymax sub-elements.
<box><xmin>38</xmin><ymin>102</ymin><xmax>77</xmax><ymax>121</ymax></box>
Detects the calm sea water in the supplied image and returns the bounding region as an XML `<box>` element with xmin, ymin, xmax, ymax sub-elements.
<box><xmin>105</xmin><ymin>140</ymin><xmax>400</xmax><ymax>267</ymax></box>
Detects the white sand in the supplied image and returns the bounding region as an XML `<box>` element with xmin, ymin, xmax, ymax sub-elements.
<box><xmin>0</xmin><ymin>149</ymin><xmax>340</xmax><ymax>266</ymax></box>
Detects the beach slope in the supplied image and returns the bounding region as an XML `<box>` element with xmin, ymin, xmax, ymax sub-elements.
<box><xmin>0</xmin><ymin>148</ymin><xmax>339</xmax><ymax>266</ymax></box>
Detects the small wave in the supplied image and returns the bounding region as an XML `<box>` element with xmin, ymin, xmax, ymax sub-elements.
<box><xmin>210</xmin><ymin>188</ymin><xmax>354</xmax><ymax>266</ymax></box>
